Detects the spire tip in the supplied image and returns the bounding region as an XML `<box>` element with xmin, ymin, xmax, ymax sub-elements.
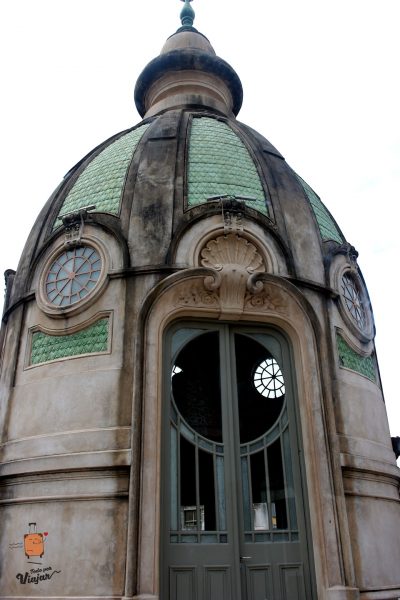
<box><xmin>180</xmin><ymin>0</ymin><xmax>195</xmax><ymax>28</ymax></box>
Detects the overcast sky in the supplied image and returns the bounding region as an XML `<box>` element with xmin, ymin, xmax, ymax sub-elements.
<box><xmin>0</xmin><ymin>0</ymin><xmax>399</xmax><ymax>436</ymax></box>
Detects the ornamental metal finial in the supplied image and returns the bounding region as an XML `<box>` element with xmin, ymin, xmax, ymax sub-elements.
<box><xmin>180</xmin><ymin>0</ymin><xmax>195</xmax><ymax>28</ymax></box>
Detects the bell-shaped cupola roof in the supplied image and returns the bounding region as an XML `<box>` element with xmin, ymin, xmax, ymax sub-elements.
<box><xmin>134</xmin><ymin>0</ymin><xmax>243</xmax><ymax>118</ymax></box>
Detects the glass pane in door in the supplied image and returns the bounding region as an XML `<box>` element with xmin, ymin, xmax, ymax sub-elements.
<box><xmin>234</xmin><ymin>333</ymin><xmax>297</xmax><ymax>539</ymax></box>
<box><xmin>170</xmin><ymin>331</ymin><xmax>227</xmax><ymax>544</ymax></box>
<box><xmin>235</xmin><ymin>334</ymin><xmax>285</xmax><ymax>443</ymax></box>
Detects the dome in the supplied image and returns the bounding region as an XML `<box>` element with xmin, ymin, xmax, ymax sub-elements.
<box><xmin>6</xmin><ymin>102</ymin><xmax>345</xmax><ymax>311</ymax></box>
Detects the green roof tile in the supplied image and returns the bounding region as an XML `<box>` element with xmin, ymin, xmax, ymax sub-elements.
<box><xmin>187</xmin><ymin>117</ymin><xmax>268</xmax><ymax>215</ymax></box>
<box><xmin>55</xmin><ymin>124</ymin><xmax>150</xmax><ymax>225</ymax></box>
<box><xmin>30</xmin><ymin>318</ymin><xmax>109</xmax><ymax>365</ymax></box>
<box><xmin>296</xmin><ymin>174</ymin><xmax>344</xmax><ymax>244</ymax></box>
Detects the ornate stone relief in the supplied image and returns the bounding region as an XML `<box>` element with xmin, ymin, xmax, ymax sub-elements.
<box><xmin>60</xmin><ymin>205</ymin><xmax>96</xmax><ymax>247</ymax></box>
<box><xmin>200</xmin><ymin>233</ymin><xmax>264</xmax><ymax>318</ymax></box>
<box><xmin>175</xmin><ymin>233</ymin><xmax>287</xmax><ymax>318</ymax></box>
<box><xmin>200</xmin><ymin>233</ymin><xmax>264</xmax><ymax>273</ymax></box>
<box><xmin>244</xmin><ymin>288</ymin><xmax>287</xmax><ymax>313</ymax></box>
<box><xmin>176</xmin><ymin>284</ymin><xmax>220</xmax><ymax>309</ymax></box>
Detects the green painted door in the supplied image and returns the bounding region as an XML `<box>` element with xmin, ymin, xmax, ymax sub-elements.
<box><xmin>162</xmin><ymin>324</ymin><xmax>315</xmax><ymax>600</ymax></box>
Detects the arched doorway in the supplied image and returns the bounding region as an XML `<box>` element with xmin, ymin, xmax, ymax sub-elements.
<box><xmin>161</xmin><ymin>323</ymin><xmax>315</xmax><ymax>600</ymax></box>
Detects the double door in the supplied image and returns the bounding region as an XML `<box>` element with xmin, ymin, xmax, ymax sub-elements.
<box><xmin>162</xmin><ymin>324</ymin><xmax>315</xmax><ymax>600</ymax></box>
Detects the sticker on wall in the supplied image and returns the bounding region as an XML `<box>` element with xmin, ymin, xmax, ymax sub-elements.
<box><xmin>24</xmin><ymin>522</ymin><xmax>47</xmax><ymax>559</ymax></box>
<box><xmin>9</xmin><ymin>522</ymin><xmax>62</xmax><ymax>585</ymax></box>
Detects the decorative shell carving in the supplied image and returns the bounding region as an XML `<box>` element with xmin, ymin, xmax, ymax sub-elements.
<box><xmin>200</xmin><ymin>234</ymin><xmax>265</xmax><ymax>273</ymax></box>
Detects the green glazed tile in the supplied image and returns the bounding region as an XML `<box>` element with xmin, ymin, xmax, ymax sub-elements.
<box><xmin>31</xmin><ymin>318</ymin><xmax>109</xmax><ymax>365</ymax></box>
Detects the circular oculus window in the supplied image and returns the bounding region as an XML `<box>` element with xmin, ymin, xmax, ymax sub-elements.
<box><xmin>253</xmin><ymin>357</ymin><xmax>285</xmax><ymax>399</ymax></box>
<box><xmin>341</xmin><ymin>272</ymin><xmax>366</xmax><ymax>330</ymax></box>
<box><xmin>45</xmin><ymin>246</ymin><xmax>102</xmax><ymax>308</ymax></box>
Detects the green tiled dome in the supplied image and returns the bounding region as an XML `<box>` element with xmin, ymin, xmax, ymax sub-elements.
<box><xmin>187</xmin><ymin>117</ymin><xmax>268</xmax><ymax>215</ymax></box>
<box><xmin>296</xmin><ymin>174</ymin><xmax>344</xmax><ymax>244</ymax></box>
<box><xmin>55</xmin><ymin>124</ymin><xmax>150</xmax><ymax>225</ymax></box>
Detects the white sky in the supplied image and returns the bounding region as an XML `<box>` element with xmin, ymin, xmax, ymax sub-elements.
<box><xmin>0</xmin><ymin>0</ymin><xmax>399</xmax><ymax>437</ymax></box>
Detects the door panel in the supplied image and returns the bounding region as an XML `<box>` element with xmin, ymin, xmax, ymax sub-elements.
<box><xmin>169</xmin><ymin>567</ymin><xmax>196</xmax><ymax>600</ymax></box>
<box><xmin>245</xmin><ymin>564</ymin><xmax>273</xmax><ymax>600</ymax></box>
<box><xmin>204</xmin><ymin>566</ymin><xmax>232</xmax><ymax>600</ymax></box>
<box><xmin>163</xmin><ymin>324</ymin><xmax>314</xmax><ymax>600</ymax></box>
<box><xmin>279</xmin><ymin>564</ymin><xmax>306</xmax><ymax>600</ymax></box>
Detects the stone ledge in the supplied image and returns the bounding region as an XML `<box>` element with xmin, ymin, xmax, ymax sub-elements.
<box><xmin>359</xmin><ymin>587</ymin><xmax>400</xmax><ymax>600</ymax></box>
<box><xmin>0</xmin><ymin>426</ymin><xmax>131</xmax><ymax>463</ymax></box>
<box><xmin>326</xmin><ymin>587</ymin><xmax>360</xmax><ymax>600</ymax></box>
<box><xmin>0</xmin><ymin>448</ymin><xmax>131</xmax><ymax>477</ymax></box>
<box><xmin>340</xmin><ymin>452</ymin><xmax>400</xmax><ymax>479</ymax></box>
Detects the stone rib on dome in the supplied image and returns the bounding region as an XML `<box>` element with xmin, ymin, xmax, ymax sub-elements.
<box><xmin>55</xmin><ymin>124</ymin><xmax>150</xmax><ymax>225</ymax></box>
<box><xmin>187</xmin><ymin>117</ymin><xmax>267</xmax><ymax>214</ymax></box>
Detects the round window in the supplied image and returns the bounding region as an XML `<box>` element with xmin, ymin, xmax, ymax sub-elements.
<box><xmin>253</xmin><ymin>357</ymin><xmax>285</xmax><ymax>399</ymax></box>
<box><xmin>45</xmin><ymin>246</ymin><xmax>102</xmax><ymax>307</ymax></box>
<box><xmin>341</xmin><ymin>272</ymin><xmax>366</xmax><ymax>330</ymax></box>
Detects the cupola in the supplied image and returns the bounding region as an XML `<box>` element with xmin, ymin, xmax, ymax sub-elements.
<box><xmin>134</xmin><ymin>0</ymin><xmax>243</xmax><ymax>117</ymax></box>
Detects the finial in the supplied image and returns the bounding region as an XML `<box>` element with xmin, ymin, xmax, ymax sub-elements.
<box><xmin>180</xmin><ymin>0</ymin><xmax>195</xmax><ymax>28</ymax></box>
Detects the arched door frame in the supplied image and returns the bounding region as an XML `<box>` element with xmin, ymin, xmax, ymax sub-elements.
<box><xmin>133</xmin><ymin>268</ymin><xmax>356</xmax><ymax>600</ymax></box>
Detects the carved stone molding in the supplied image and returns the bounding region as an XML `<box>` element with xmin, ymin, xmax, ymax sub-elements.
<box><xmin>175</xmin><ymin>283</ymin><xmax>220</xmax><ymax>309</ymax></box>
<box><xmin>327</xmin><ymin>241</ymin><xmax>359</xmax><ymax>265</ymax></box>
<box><xmin>198</xmin><ymin>233</ymin><xmax>265</xmax><ymax>318</ymax></box>
<box><xmin>200</xmin><ymin>233</ymin><xmax>265</xmax><ymax>273</ymax></box>
<box><xmin>59</xmin><ymin>205</ymin><xmax>96</xmax><ymax>247</ymax></box>
<box><xmin>245</xmin><ymin>286</ymin><xmax>287</xmax><ymax>314</ymax></box>
<box><xmin>173</xmin><ymin>235</ymin><xmax>289</xmax><ymax>318</ymax></box>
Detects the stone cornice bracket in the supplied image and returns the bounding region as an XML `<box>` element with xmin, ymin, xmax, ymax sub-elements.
<box><xmin>58</xmin><ymin>205</ymin><xmax>96</xmax><ymax>248</ymax></box>
<box><xmin>3</xmin><ymin>269</ymin><xmax>16</xmax><ymax>315</ymax></box>
<box><xmin>200</xmin><ymin>233</ymin><xmax>265</xmax><ymax>319</ymax></box>
<box><xmin>330</xmin><ymin>242</ymin><xmax>359</xmax><ymax>266</ymax></box>
<box><xmin>207</xmin><ymin>195</ymin><xmax>255</xmax><ymax>233</ymax></box>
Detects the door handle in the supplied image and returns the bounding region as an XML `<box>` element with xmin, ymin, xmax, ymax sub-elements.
<box><xmin>240</xmin><ymin>556</ymin><xmax>252</xmax><ymax>560</ymax></box>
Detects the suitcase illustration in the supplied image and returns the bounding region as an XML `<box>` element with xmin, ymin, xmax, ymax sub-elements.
<box><xmin>24</xmin><ymin>522</ymin><xmax>44</xmax><ymax>559</ymax></box>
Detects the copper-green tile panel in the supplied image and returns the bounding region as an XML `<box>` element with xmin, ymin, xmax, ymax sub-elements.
<box><xmin>187</xmin><ymin>117</ymin><xmax>268</xmax><ymax>215</ymax></box>
<box><xmin>31</xmin><ymin>318</ymin><xmax>109</xmax><ymax>365</ymax></box>
<box><xmin>296</xmin><ymin>174</ymin><xmax>344</xmax><ymax>244</ymax></box>
<box><xmin>56</xmin><ymin>124</ymin><xmax>150</xmax><ymax>223</ymax></box>
<box><xmin>337</xmin><ymin>334</ymin><xmax>376</xmax><ymax>382</ymax></box>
